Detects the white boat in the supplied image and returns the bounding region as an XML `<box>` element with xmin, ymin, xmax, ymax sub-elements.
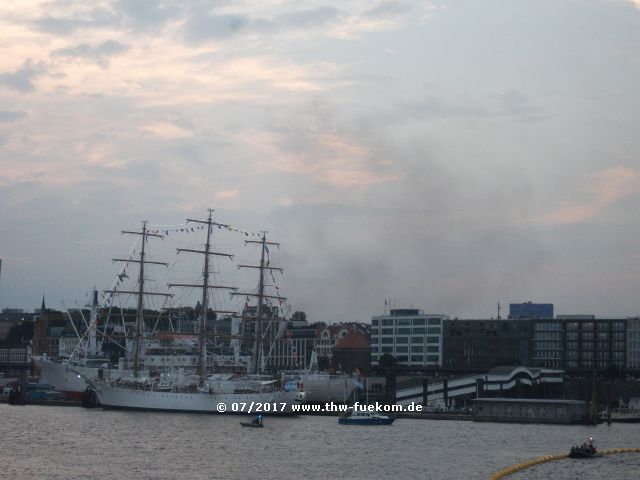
<box><xmin>338</xmin><ymin>409</ymin><xmax>395</xmax><ymax>425</ymax></box>
<box><xmin>89</xmin><ymin>212</ymin><xmax>304</xmax><ymax>413</ymax></box>
<box><xmin>284</xmin><ymin>372</ymin><xmax>359</xmax><ymax>404</ymax></box>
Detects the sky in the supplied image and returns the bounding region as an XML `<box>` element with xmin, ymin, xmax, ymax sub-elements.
<box><xmin>1</xmin><ymin>0</ymin><xmax>640</xmax><ymax>323</ymax></box>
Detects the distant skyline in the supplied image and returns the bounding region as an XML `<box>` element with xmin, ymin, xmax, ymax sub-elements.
<box><xmin>1</xmin><ymin>0</ymin><xmax>640</xmax><ymax>323</ymax></box>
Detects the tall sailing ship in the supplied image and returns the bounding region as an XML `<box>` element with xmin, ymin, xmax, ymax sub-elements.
<box><xmin>85</xmin><ymin>210</ymin><xmax>304</xmax><ymax>413</ymax></box>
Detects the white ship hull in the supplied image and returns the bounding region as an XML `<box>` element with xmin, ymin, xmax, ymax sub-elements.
<box><xmin>34</xmin><ymin>357</ymin><xmax>130</xmax><ymax>399</ymax></box>
<box><xmin>93</xmin><ymin>382</ymin><xmax>301</xmax><ymax>414</ymax></box>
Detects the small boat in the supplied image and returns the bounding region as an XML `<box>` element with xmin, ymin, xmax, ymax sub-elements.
<box><xmin>240</xmin><ymin>421</ymin><xmax>264</xmax><ymax>428</ymax></box>
<box><xmin>569</xmin><ymin>438</ymin><xmax>597</xmax><ymax>458</ymax></box>
<box><xmin>338</xmin><ymin>409</ymin><xmax>395</xmax><ymax>425</ymax></box>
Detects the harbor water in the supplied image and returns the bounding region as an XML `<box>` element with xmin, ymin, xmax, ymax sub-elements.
<box><xmin>1</xmin><ymin>404</ymin><xmax>638</xmax><ymax>479</ymax></box>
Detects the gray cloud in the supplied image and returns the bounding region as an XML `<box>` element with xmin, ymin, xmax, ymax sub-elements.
<box><xmin>0</xmin><ymin>59</ymin><xmax>47</xmax><ymax>93</ymax></box>
<box><xmin>270</xmin><ymin>6</ymin><xmax>341</xmax><ymax>29</ymax></box>
<box><xmin>492</xmin><ymin>89</ymin><xmax>550</xmax><ymax>122</ymax></box>
<box><xmin>184</xmin><ymin>13</ymin><xmax>249</xmax><ymax>42</ymax></box>
<box><xmin>51</xmin><ymin>40</ymin><xmax>130</xmax><ymax>67</ymax></box>
<box><xmin>362</xmin><ymin>1</ymin><xmax>412</xmax><ymax>19</ymax></box>
<box><xmin>183</xmin><ymin>6</ymin><xmax>341</xmax><ymax>44</ymax></box>
<box><xmin>0</xmin><ymin>110</ymin><xmax>27</xmax><ymax>122</ymax></box>
<box><xmin>114</xmin><ymin>0</ymin><xmax>182</xmax><ymax>30</ymax></box>
<box><xmin>33</xmin><ymin>8</ymin><xmax>119</xmax><ymax>35</ymax></box>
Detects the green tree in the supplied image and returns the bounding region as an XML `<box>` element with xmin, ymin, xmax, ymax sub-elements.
<box><xmin>291</xmin><ymin>311</ymin><xmax>307</xmax><ymax>323</ymax></box>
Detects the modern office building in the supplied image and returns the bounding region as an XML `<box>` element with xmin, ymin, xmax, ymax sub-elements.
<box><xmin>509</xmin><ymin>302</ymin><xmax>553</xmax><ymax>319</ymax></box>
<box><xmin>442</xmin><ymin>319</ymin><xmax>531</xmax><ymax>371</ymax></box>
<box><xmin>371</xmin><ymin>309</ymin><xmax>448</xmax><ymax>367</ymax></box>
<box><xmin>626</xmin><ymin>317</ymin><xmax>640</xmax><ymax>371</ymax></box>
<box><xmin>531</xmin><ymin>318</ymin><xmax>626</xmax><ymax>371</ymax></box>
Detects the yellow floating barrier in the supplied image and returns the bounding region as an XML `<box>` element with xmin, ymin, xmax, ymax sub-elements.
<box><xmin>489</xmin><ymin>448</ymin><xmax>640</xmax><ymax>479</ymax></box>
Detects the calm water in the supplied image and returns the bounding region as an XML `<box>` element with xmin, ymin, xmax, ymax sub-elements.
<box><xmin>1</xmin><ymin>404</ymin><xmax>639</xmax><ymax>479</ymax></box>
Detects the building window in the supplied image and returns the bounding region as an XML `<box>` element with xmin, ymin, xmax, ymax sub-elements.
<box><xmin>397</xmin><ymin>328</ymin><xmax>411</xmax><ymax>335</ymax></box>
<box><xmin>397</xmin><ymin>319</ymin><xmax>411</xmax><ymax>326</ymax></box>
<box><xmin>411</xmin><ymin>337</ymin><xmax>424</xmax><ymax>344</ymax></box>
<box><xmin>395</xmin><ymin>346</ymin><xmax>408</xmax><ymax>353</ymax></box>
<box><xmin>427</xmin><ymin>327</ymin><xmax>441</xmax><ymax>335</ymax></box>
<box><xmin>426</xmin><ymin>355</ymin><xmax>439</xmax><ymax>363</ymax></box>
<box><xmin>382</xmin><ymin>319</ymin><xmax>393</xmax><ymax>326</ymax></box>
<box><xmin>428</xmin><ymin>318</ymin><xmax>441</xmax><ymax>325</ymax></box>
<box><xmin>381</xmin><ymin>346</ymin><xmax>393</xmax><ymax>353</ymax></box>
<box><xmin>412</xmin><ymin>318</ymin><xmax>426</xmax><ymax>326</ymax></box>
<box><xmin>396</xmin><ymin>337</ymin><xmax>409</xmax><ymax>344</ymax></box>
<box><xmin>396</xmin><ymin>355</ymin><xmax>408</xmax><ymax>362</ymax></box>
<box><xmin>427</xmin><ymin>336</ymin><xmax>439</xmax><ymax>344</ymax></box>
<box><xmin>412</xmin><ymin>328</ymin><xmax>425</xmax><ymax>335</ymax></box>
<box><xmin>372</xmin><ymin>319</ymin><xmax>379</xmax><ymax>326</ymax></box>
<box><xmin>411</xmin><ymin>355</ymin><xmax>424</xmax><ymax>362</ymax></box>
<box><xmin>411</xmin><ymin>346</ymin><xmax>424</xmax><ymax>353</ymax></box>
<box><xmin>382</xmin><ymin>328</ymin><xmax>394</xmax><ymax>335</ymax></box>
<box><xmin>427</xmin><ymin>346</ymin><xmax>439</xmax><ymax>353</ymax></box>
<box><xmin>381</xmin><ymin>337</ymin><xmax>393</xmax><ymax>344</ymax></box>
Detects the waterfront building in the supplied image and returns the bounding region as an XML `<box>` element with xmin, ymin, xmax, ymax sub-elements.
<box><xmin>315</xmin><ymin>324</ymin><xmax>357</xmax><ymax>358</ymax></box>
<box><xmin>626</xmin><ymin>317</ymin><xmax>640</xmax><ymax>371</ymax></box>
<box><xmin>472</xmin><ymin>398</ymin><xmax>587</xmax><ymax>424</ymax></box>
<box><xmin>331</xmin><ymin>330</ymin><xmax>371</xmax><ymax>374</ymax></box>
<box><xmin>509</xmin><ymin>301</ymin><xmax>553</xmax><ymax>319</ymax></box>
<box><xmin>442</xmin><ymin>319</ymin><xmax>531</xmax><ymax>371</ymax></box>
<box><xmin>371</xmin><ymin>309</ymin><xmax>448</xmax><ymax>367</ymax></box>
<box><xmin>531</xmin><ymin>317</ymin><xmax>626</xmax><ymax>372</ymax></box>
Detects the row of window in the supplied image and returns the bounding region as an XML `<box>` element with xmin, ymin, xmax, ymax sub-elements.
<box><xmin>535</xmin><ymin>341</ymin><xmax>627</xmax><ymax>351</ymax></box>
<box><xmin>533</xmin><ymin>331</ymin><xmax>562</xmax><ymax>340</ymax></box>
<box><xmin>374</xmin><ymin>335</ymin><xmax>441</xmax><ymax>345</ymax></box>
<box><xmin>566</xmin><ymin>360</ymin><xmax>625</xmax><ymax>369</ymax></box>
<box><xmin>371</xmin><ymin>353</ymin><xmax>440</xmax><ymax>361</ymax></box>
<box><xmin>372</xmin><ymin>317</ymin><xmax>443</xmax><ymax>327</ymax></box>
<box><xmin>372</xmin><ymin>327</ymin><xmax>440</xmax><ymax>335</ymax></box>
<box><xmin>534</xmin><ymin>322</ymin><xmax>562</xmax><ymax>331</ymax></box>
<box><xmin>373</xmin><ymin>345</ymin><xmax>439</xmax><ymax>354</ymax></box>
<box><xmin>565</xmin><ymin>322</ymin><xmax>626</xmax><ymax>331</ymax></box>
<box><xmin>373</xmin><ymin>327</ymin><xmax>441</xmax><ymax>336</ymax></box>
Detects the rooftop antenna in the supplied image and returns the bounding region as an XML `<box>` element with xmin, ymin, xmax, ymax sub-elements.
<box><xmin>497</xmin><ymin>301</ymin><xmax>502</xmax><ymax>320</ymax></box>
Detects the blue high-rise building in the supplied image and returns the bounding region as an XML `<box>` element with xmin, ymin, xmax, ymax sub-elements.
<box><xmin>509</xmin><ymin>302</ymin><xmax>553</xmax><ymax>319</ymax></box>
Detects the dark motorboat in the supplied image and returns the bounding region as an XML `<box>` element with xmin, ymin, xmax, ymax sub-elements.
<box><xmin>241</xmin><ymin>415</ymin><xmax>264</xmax><ymax>428</ymax></box>
<box><xmin>569</xmin><ymin>438</ymin><xmax>597</xmax><ymax>458</ymax></box>
<box><xmin>240</xmin><ymin>421</ymin><xmax>264</xmax><ymax>428</ymax></box>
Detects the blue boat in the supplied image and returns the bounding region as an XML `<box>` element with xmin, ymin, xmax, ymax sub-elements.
<box><xmin>338</xmin><ymin>409</ymin><xmax>395</xmax><ymax>425</ymax></box>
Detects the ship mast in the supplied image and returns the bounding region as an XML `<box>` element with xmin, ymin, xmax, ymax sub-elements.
<box><xmin>112</xmin><ymin>221</ymin><xmax>171</xmax><ymax>377</ymax></box>
<box><xmin>235</xmin><ymin>232</ymin><xmax>285</xmax><ymax>375</ymax></box>
<box><xmin>168</xmin><ymin>209</ymin><xmax>237</xmax><ymax>381</ymax></box>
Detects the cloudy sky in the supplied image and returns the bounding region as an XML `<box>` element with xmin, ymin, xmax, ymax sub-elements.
<box><xmin>1</xmin><ymin>0</ymin><xmax>639</xmax><ymax>323</ymax></box>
